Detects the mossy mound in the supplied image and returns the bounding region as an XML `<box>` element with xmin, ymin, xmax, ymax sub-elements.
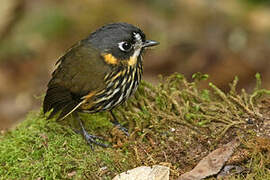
<box><xmin>0</xmin><ymin>73</ymin><xmax>270</xmax><ymax>179</ymax></box>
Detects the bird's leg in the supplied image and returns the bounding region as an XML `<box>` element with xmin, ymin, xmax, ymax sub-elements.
<box><xmin>110</xmin><ymin>110</ymin><xmax>129</xmax><ymax>136</ymax></box>
<box><xmin>72</xmin><ymin>112</ymin><xmax>108</xmax><ymax>149</ymax></box>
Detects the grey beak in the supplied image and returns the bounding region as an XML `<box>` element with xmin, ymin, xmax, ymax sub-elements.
<box><xmin>143</xmin><ymin>40</ymin><xmax>159</xmax><ymax>48</ymax></box>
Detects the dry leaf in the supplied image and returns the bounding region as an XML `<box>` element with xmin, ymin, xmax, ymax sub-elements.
<box><xmin>178</xmin><ymin>139</ymin><xmax>240</xmax><ymax>180</ymax></box>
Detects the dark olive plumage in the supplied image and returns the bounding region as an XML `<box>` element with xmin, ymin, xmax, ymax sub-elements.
<box><xmin>43</xmin><ymin>23</ymin><xmax>159</xmax><ymax>147</ymax></box>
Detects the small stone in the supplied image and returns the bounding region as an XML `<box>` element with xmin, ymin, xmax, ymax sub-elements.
<box><xmin>113</xmin><ymin>165</ymin><xmax>169</xmax><ymax>180</ymax></box>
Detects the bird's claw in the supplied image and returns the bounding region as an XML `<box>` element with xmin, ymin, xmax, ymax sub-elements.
<box><xmin>83</xmin><ymin>133</ymin><xmax>109</xmax><ymax>149</ymax></box>
<box><xmin>74</xmin><ymin>128</ymin><xmax>109</xmax><ymax>149</ymax></box>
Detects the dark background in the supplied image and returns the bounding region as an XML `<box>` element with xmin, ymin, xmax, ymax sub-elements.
<box><xmin>1</xmin><ymin>0</ymin><xmax>270</xmax><ymax>129</ymax></box>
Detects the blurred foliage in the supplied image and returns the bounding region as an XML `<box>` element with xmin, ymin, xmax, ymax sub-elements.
<box><xmin>0</xmin><ymin>5</ymin><xmax>72</xmax><ymax>60</ymax></box>
<box><xmin>242</xmin><ymin>0</ymin><xmax>270</xmax><ymax>6</ymax></box>
<box><xmin>24</xmin><ymin>8</ymin><xmax>72</xmax><ymax>39</ymax></box>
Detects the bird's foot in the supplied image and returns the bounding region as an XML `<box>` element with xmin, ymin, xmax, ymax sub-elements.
<box><xmin>74</xmin><ymin>129</ymin><xmax>109</xmax><ymax>149</ymax></box>
<box><xmin>82</xmin><ymin>132</ymin><xmax>109</xmax><ymax>149</ymax></box>
<box><xmin>73</xmin><ymin>112</ymin><xmax>109</xmax><ymax>149</ymax></box>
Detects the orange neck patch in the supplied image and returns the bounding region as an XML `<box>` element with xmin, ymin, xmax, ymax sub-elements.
<box><xmin>102</xmin><ymin>53</ymin><xmax>118</xmax><ymax>65</ymax></box>
<box><xmin>102</xmin><ymin>53</ymin><xmax>138</xmax><ymax>66</ymax></box>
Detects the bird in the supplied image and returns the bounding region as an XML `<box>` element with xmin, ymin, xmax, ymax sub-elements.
<box><xmin>43</xmin><ymin>22</ymin><xmax>159</xmax><ymax>148</ymax></box>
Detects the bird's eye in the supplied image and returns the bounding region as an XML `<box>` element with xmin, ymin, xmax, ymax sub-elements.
<box><xmin>118</xmin><ymin>41</ymin><xmax>132</xmax><ymax>52</ymax></box>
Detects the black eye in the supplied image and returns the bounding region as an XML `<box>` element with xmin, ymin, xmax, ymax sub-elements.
<box><xmin>118</xmin><ymin>41</ymin><xmax>132</xmax><ymax>52</ymax></box>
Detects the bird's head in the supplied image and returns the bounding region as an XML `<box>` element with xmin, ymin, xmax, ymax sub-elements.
<box><xmin>88</xmin><ymin>23</ymin><xmax>159</xmax><ymax>66</ymax></box>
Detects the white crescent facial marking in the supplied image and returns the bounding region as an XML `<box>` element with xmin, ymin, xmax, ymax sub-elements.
<box><xmin>133</xmin><ymin>32</ymin><xmax>142</xmax><ymax>44</ymax></box>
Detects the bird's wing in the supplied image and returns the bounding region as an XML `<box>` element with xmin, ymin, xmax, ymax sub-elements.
<box><xmin>43</xmin><ymin>41</ymin><xmax>111</xmax><ymax>120</ymax></box>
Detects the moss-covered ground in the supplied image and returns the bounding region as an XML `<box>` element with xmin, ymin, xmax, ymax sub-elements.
<box><xmin>0</xmin><ymin>73</ymin><xmax>270</xmax><ymax>179</ymax></box>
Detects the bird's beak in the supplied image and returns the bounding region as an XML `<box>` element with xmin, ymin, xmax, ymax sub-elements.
<box><xmin>142</xmin><ymin>40</ymin><xmax>159</xmax><ymax>48</ymax></box>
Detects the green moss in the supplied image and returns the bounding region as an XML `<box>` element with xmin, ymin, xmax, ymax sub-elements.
<box><xmin>0</xmin><ymin>112</ymin><xmax>134</xmax><ymax>179</ymax></box>
<box><xmin>0</xmin><ymin>73</ymin><xmax>270</xmax><ymax>179</ymax></box>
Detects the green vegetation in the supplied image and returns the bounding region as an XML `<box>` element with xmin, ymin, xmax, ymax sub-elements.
<box><xmin>0</xmin><ymin>73</ymin><xmax>270</xmax><ymax>179</ymax></box>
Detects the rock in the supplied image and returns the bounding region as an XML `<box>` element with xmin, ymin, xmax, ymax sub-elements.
<box><xmin>113</xmin><ymin>165</ymin><xmax>170</xmax><ymax>180</ymax></box>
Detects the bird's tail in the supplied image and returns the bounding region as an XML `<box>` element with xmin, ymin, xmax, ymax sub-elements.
<box><xmin>43</xmin><ymin>84</ymin><xmax>81</xmax><ymax>120</ymax></box>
